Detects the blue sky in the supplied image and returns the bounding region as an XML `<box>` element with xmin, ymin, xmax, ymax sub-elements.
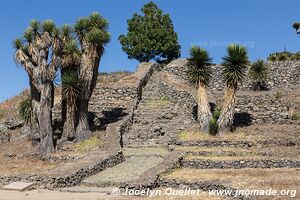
<box><xmin>0</xmin><ymin>0</ymin><xmax>299</xmax><ymax>102</ymax></box>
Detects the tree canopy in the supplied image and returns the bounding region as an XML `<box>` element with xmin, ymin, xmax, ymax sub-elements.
<box><xmin>119</xmin><ymin>1</ymin><xmax>181</xmax><ymax>63</ymax></box>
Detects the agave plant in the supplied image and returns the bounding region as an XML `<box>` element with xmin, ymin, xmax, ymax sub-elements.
<box><xmin>18</xmin><ymin>96</ymin><xmax>32</xmax><ymax>124</ymax></box>
<box><xmin>217</xmin><ymin>44</ymin><xmax>249</xmax><ymax>134</ymax></box>
<box><xmin>187</xmin><ymin>45</ymin><xmax>212</xmax><ymax>132</ymax></box>
<box><xmin>249</xmin><ymin>59</ymin><xmax>269</xmax><ymax>90</ymax></box>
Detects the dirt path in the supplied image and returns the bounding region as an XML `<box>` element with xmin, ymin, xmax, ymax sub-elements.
<box><xmin>0</xmin><ymin>189</ymin><xmax>108</xmax><ymax>200</ymax></box>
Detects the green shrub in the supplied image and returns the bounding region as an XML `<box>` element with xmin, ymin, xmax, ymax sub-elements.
<box><xmin>291</xmin><ymin>113</ymin><xmax>300</xmax><ymax>120</ymax></box>
<box><xmin>18</xmin><ymin>96</ymin><xmax>32</xmax><ymax>124</ymax></box>
<box><xmin>249</xmin><ymin>59</ymin><xmax>269</xmax><ymax>90</ymax></box>
<box><xmin>267</xmin><ymin>51</ymin><xmax>300</xmax><ymax>62</ymax></box>
<box><xmin>209</xmin><ymin>108</ymin><xmax>221</xmax><ymax>135</ymax></box>
<box><xmin>212</xmin><ymin>108</ymin><xmax>221</xmax><ymax>119</ymax></box>
<box><xmin>209</xmin><ymin>118</ymin><xmax>218</xmax><ymax>136</ymax></box>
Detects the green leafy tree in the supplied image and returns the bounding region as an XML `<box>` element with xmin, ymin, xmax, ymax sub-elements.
<box><xmin>217</xmin><ymin>45</ymin><xmax>249</xmax><ymax>134</ymax></box>
<box><xmin>187</xmin><ymin>46</ymin><xmax>212</xmax><ymax>132</ymax></box>
<box><xmin>119</xmin><ymin>1</ymin><xmax>181</xmax><ymax>63</ymax></box>
<box><xmin>249</xmin><ymin>59</ymin><xmax>269</xmax><ymax>90</ymax></box>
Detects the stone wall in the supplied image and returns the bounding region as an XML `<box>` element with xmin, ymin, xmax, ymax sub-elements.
<box><xmin>164</xmin><ymin>59</ymin><xmax>300</xmax><ymax>91</ymax></box>
<box><xmin>164</xmin><ymin>59</ymin><xmax>300</xmax><ymax>124</ymax></box>
<box><xmin>0</xmin><ymin>151</ymin><xmax>124</xmax><ymax>189</ymax></box>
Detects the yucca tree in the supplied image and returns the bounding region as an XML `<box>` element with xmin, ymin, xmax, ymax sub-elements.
<box><xmin>249</xmin><ymin>59</ymin><xmax>269</xmax><ymax>90</ymax></box>
<box><xmin>61</xmin><ymin>39</ymin><xmax>81</xmax><ymax>140</ymax></box>
<box><xmin>187</xmin><ymin>46</ymin><xmax>212</xmax><ymax>132</ymax></box>
<box><xmin>61</xmin><ymin>71</ymin><xmax>81</xmax><ymax>140</ymax></box>
<box><xmin>73</xmin><ymin>12</ymin><xmax>110</xmax><ymax>141</ymax></box>
<box><xmin>13</xmin><ymin>19</ymin><xmax>62</xmax><ymax>154</ymax></box>
<box><xmin>217</xmin><ymin>45</ymin><xmax>249</xmax><ymax>134</ymax></box>
<box><xmin>60</xmin><ymin>24</ymin><xmax>74</xmax><ymax>126</ymax></box>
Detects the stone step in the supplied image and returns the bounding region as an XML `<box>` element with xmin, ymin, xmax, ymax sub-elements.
<box><xmin>81</xmin><ymin>155</ymin><xmax>165</xmax><ymax>187</ymax></box>
<box><xmin>2</xmin><ymin>182</ymin><xmax>34</xmax><ymax>191</ymax></box>
<box><xmin>80</xmin><ymin>148</ymin><xmax>182</xmax><ymax>189</ymax></box>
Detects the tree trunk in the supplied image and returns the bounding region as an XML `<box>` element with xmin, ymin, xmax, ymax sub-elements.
<box><xmin>38</xmin><ymin>82</ymin><xmax>55</xmax><ymax>155</ymax></box>
<box><xmin>217</xmin><ymin>85</ymin><xmax>237</xmax><ymax>134</ymax></box>
<box><xmin>62</xmin><ymin>102</ymin><xmax>76</xmax><ymax>140</ymax></box>
<box><xmin>75</xmin><ymin>99</ymin><xmax>91</xmax><ymax>141</ymax></box>
<box><xmin>29</xmin><ymin>78</ymin><xmax>40</xmax><ymax>145</ymax></box>
<box><xmin>76</xmin><ymin>47</ymin><xmax>100</xmax><ymax>141</ymax></box>
<box><xmin>61</xmin><ymin>68</ymin><xmax>67</xmax><ymax>128</ymax></box>
<box><xmin>197</xmin><ymin>82</ymin><xmax>212</xmax><ymax>133</ymax></box>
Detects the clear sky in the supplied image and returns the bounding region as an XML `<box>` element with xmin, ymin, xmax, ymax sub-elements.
<box><xmin>0</xmin><ymin>0</ymin><xmax>299</xmax><ymax>102</ymax></box>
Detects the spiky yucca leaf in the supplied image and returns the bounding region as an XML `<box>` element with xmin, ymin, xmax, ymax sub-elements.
<box><xmin>187</xmin><ymin>45</ymin><xmax>212</xmax><ymax>87</ymax></box>
<box><xmin>88</xmin><ymin>12</ymin><xmax>109</xmax><ymax>31</ymax></box>
<box><xmin>21</xmin><ymin>44</ymin><xmax>30</xmax><ymax>57</ymax></box>
<box><xmin>42</xmin><ymin>20</ymin><xmax>55</xmax><ymax>33</ymax></box>
<box><xmin>249</xmin><ymin>59</ymin><xmax>269</xmax><ymax>82</ymax></box>
<box><xmin>13</xmin><ymin>38</ymin><xmax>23</xmax><ymax>50</ymax></box>
<box><xmin>212</xmin><ymin>108</ymin><xmax>221</xmax><ymax>119</ymax></box>
<box><xmin>62</xmin><ymin>71</ymin><xmax>82</xmax><ymax>106</ymax></box>
<box><xmin>209</xmin><ymin>118</ymin><xmax>218</xmax><ymax>136</ymax></box>
<box><xmin>18</xmin><ymin>96</ymin><xmax>32</xmax><ymax>124</ymax></box>
<box><xmin>30</xmin><ymin>20</ymin><xmax>40</xmax><ymax>34</ymax></box>
<box><xmin>23</xmin><ymin>28</ymin><xmax>34</xmax><ymax>43</ymax></box>
<box><xmin>61</xmin><ymin>24</ymin><xmax>73</xmax><ymax>41</ymax></box>
<box><xmin>52</xmin><ymin>27</ymin><xmax>60</xmax><ymax>37</ymax></box>
<box><xmin>85</xmin><ymin>29</ymin><xmax>110</xmax><ymax>45</ymax></box>
<box><xmin>62</xmin><ymin>40</ymin><xmax>81</xmax><ymax>66</ymax></box>
<box><xmin>74</xmin><ymin>18</ymin><xmax>89</xmax><ymax>37</ymax></box>
<box><xmin>222</xmin><ymin>44</ymin><xmax>249</xmax><ymax>87</ymax></box>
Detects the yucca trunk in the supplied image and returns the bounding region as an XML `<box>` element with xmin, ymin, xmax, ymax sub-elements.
<box><xmin>62</xmin><ymin>102</ymin><xmax>76</xmax><ymax>140</ymax></box>
<box><xmin>29</xmin><ymin>78</ymin><xmax>40</xmax><ymax>144</ymax></box>
<box><xmin>38</xmin><ymin>82</ymin><xmax>55</xmax><ymax>154</ymax></box>
<box><xmin>76</xmin><ymin>47</ymin><xmax>100</xmax><ymax>141</ymax></box>
<box><xmin>197</xmin><ymin>82</ymin><xmax>212</xmax><ymax>132</ymax></box>
<box><xmin>61</xmin><ymin>69</ymin><xmax>67</xmax><ymax>128</ymax></box>
<box><xmin>217</xmin><ymin>84</ymin><xmax>237</xmax><ymax>134</ymax></box>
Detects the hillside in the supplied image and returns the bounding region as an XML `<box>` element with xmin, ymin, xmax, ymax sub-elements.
<box><xmin>0</xmin><ymin>60</ymin><xmax>299</xmax><ymax>199</ymax></box>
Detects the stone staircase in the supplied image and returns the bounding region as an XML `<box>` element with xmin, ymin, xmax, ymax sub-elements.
<box><xmin>123</xmin><ymin>71</ymin><xmax>193</xmax><ymax>147</ymax></box>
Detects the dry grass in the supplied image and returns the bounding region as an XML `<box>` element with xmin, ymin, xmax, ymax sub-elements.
<box><xmin>177</xmin><ymin>124</ymin><xmax>300</xmax><ymax>142</ymax></box>
<box><xmin>175</xmin><ymin>146</ymin><xmax>300</xmax><ymax>160</ymax></box>
<box><xmin>162</xmin><ymin>168</ymin><xmax>300</xmax><ymax>196</ymax></box>
<box><xmin>177</xmin><ymin>128</ymin><xmax>264</xmax><ymax>142</ymax></box>
<box><xmin>0</xmin><ymin>90</ymin><xmax>29</xmax><ymax>121</ymax></box>
<box><xmin>184</xmin><ymin>154</ymin><xmax>265</xmax><ymax>161</ymax></box>
<box><xmin>0</xmin><ymin>158</ymin><xmax>58</xmax><ymax>176</ymax></box>
<box><xmin>146</xmin><ymin>96</ymin><xmax>172</xmax><ymax>109</ymax></box>
<box><xmin>74</xmin><ymin>134</ymin><xmax>103</xmax><ymax>152</ymax></box>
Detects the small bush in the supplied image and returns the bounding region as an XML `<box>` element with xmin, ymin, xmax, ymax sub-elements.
<box><xmin>275</xmin><ymin>91</ymin><xmax>283</xmax><ymax>99</ymax></box>
<box><xmin>291</xmin><ymin>113</ymin><xmax>300</xmax><ymax>120</ymax></box>
<box><xmin>209</xmin><ymin>118</ymin><xmax>218</xmax><ymax>136</ymax></box>
<box><xmin>18</xmin><ymin>96</ymin><xmax>32</xmax><ymax>124</ymax></box>
<box><xmin>209</xmin><ymin>108</ymin><xmax>221</xmax><ymax>135</ymax></box>
<box><xmin>212</xmin><ymin>108</ymin><xmax>221</xmax><ymax>119</ymax></box>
